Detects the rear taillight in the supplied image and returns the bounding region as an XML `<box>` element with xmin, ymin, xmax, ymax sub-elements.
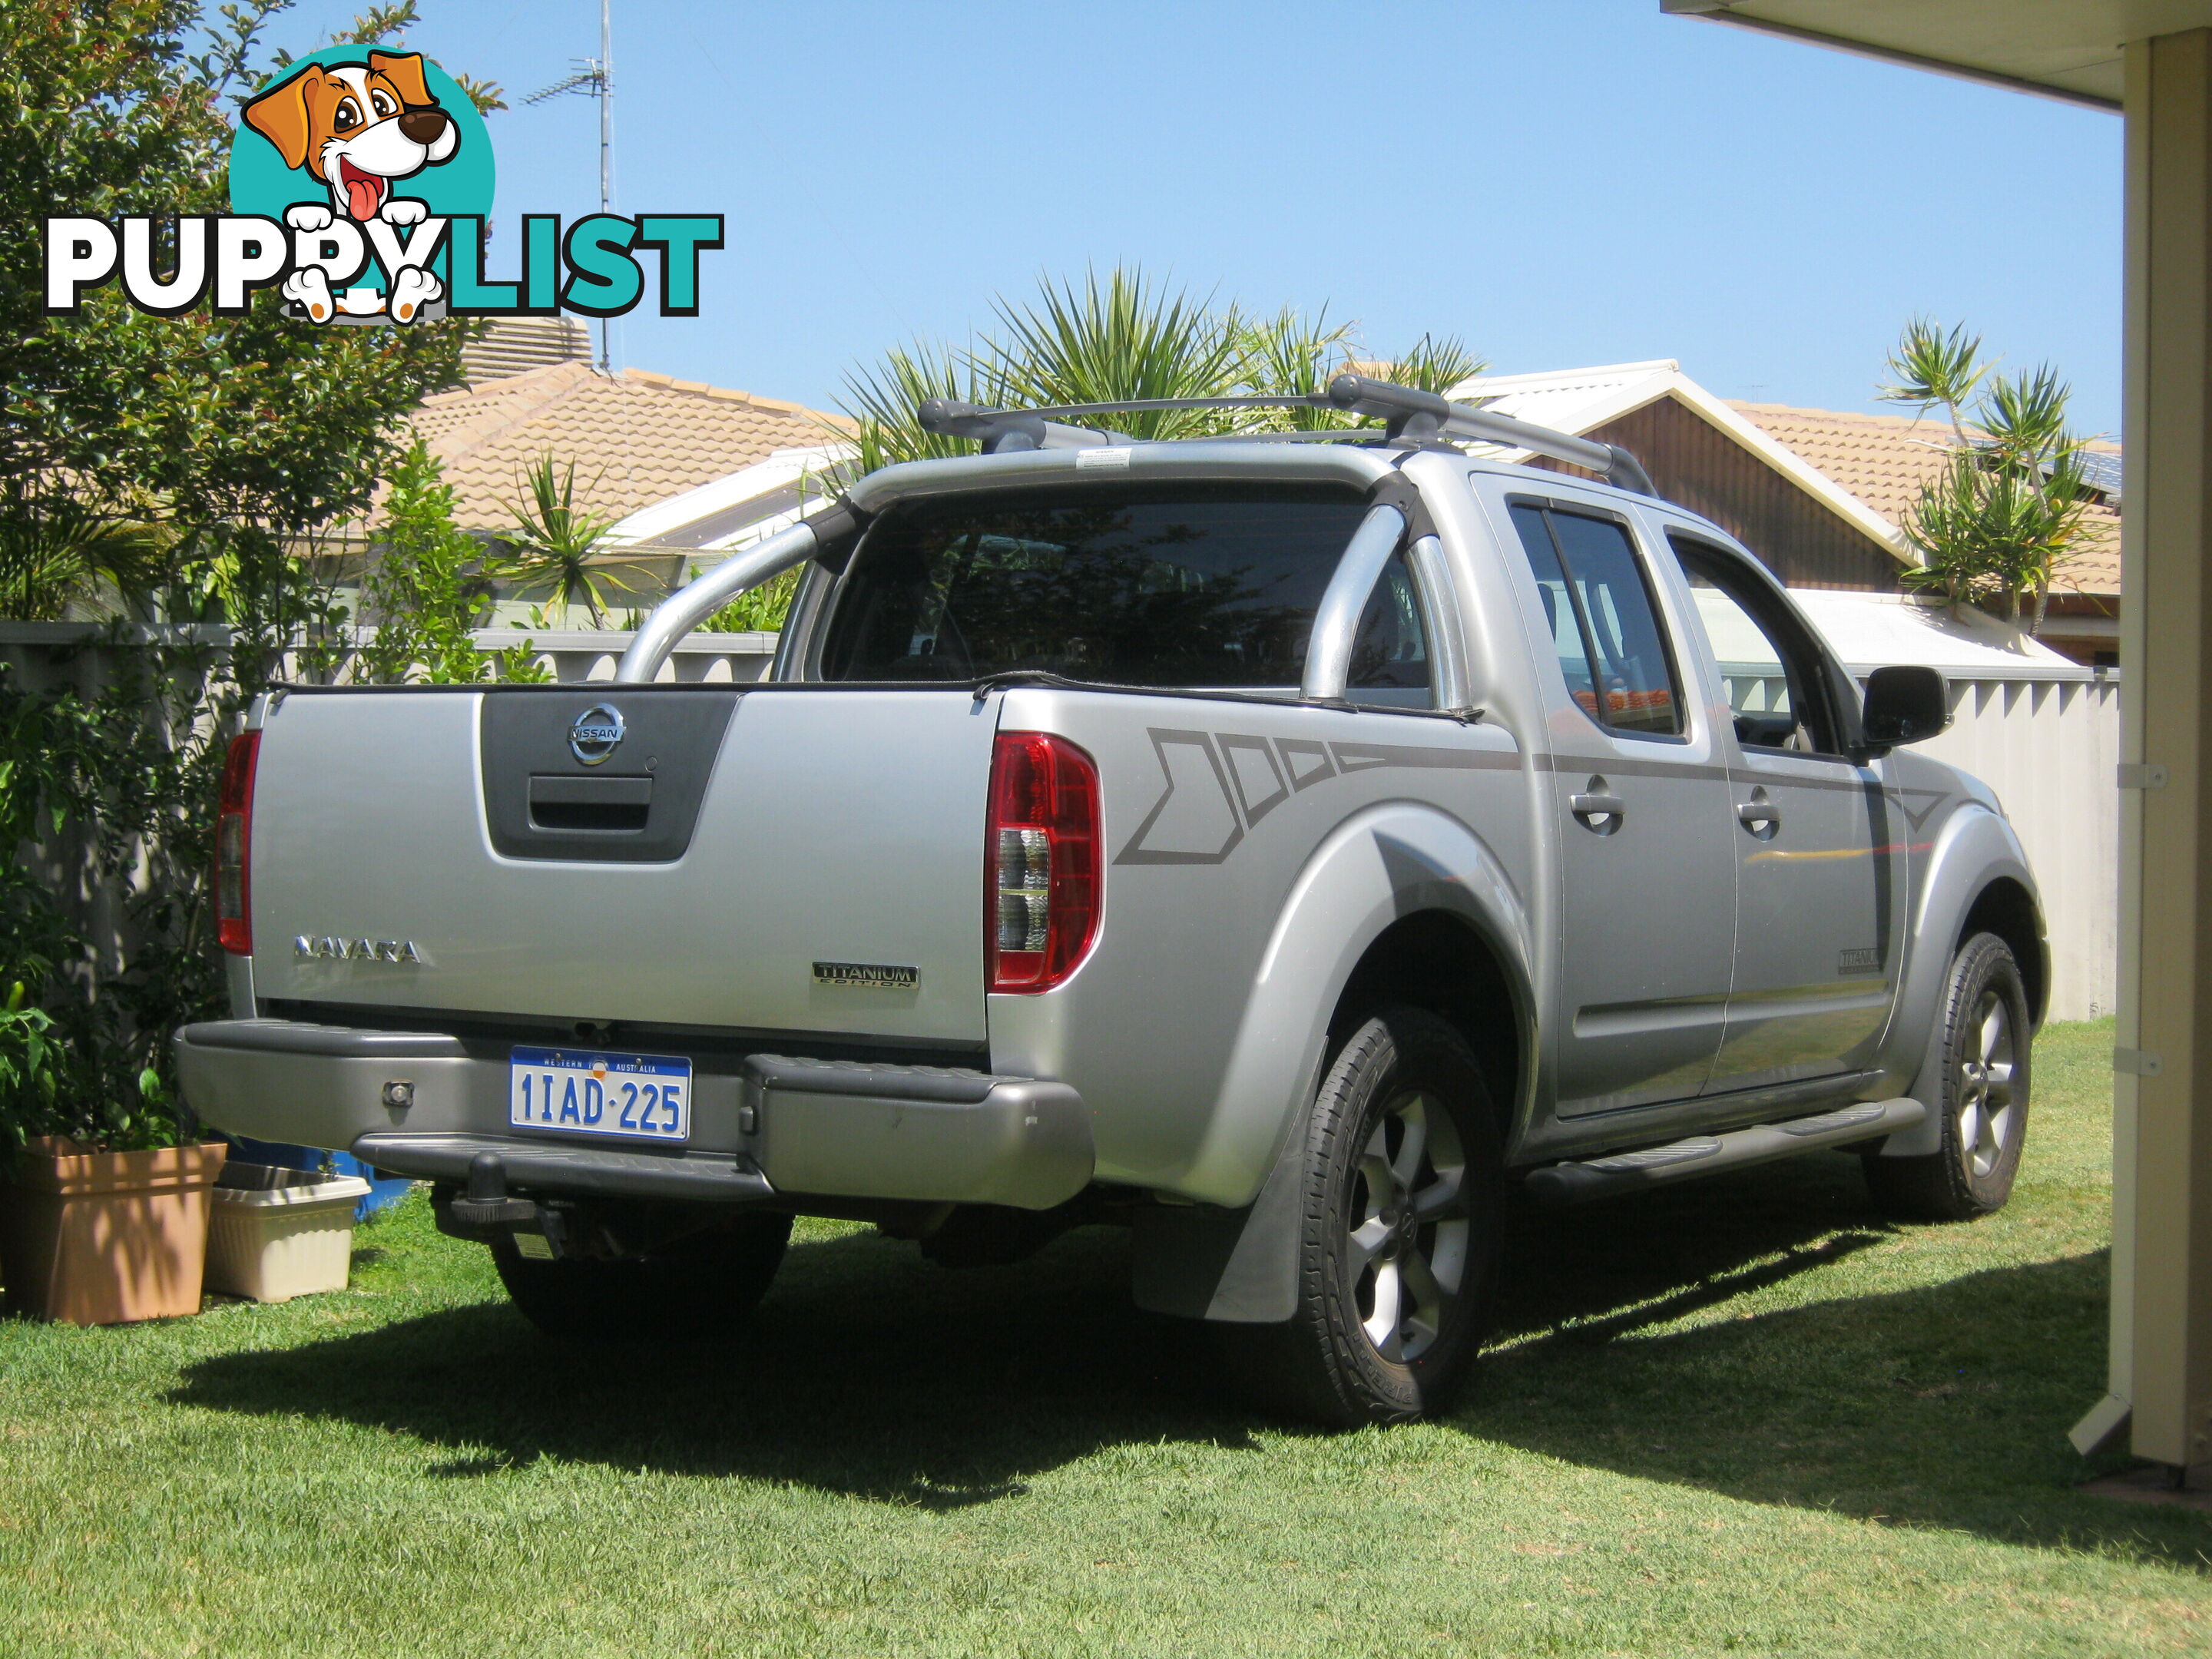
<box><xmin>986</xmin><ymin>731</ymin><xmax>1101</xmax><ymax>993</ymax></box>
<box><xmin>215</xmin><ymin>731</ymin><xmax>260</xmax><ymax>955</ymax></box>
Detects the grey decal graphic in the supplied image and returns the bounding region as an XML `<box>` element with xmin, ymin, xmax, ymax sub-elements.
<box><xmin>1114</xmin><ymin>726</ymin><xmax>1522</xmax><ymax>866</ymax></box>
<box><xmin>1329</xmin><ymin>740</ymin><xmax>1510</xmax><ymax>775</ymax></box>
<box><xmin>1889</xmin><ymin>787</ymin><xmax>1949</xmax><ymax>831</ymax></box>
<box><xmin>1278</xmin><ymin>738</ymin><xmax>1336</xmax><ymax>792</ymax></box>
<box><xmin>1220</xmin><ymin>735</ymin><xmax>1290</xmax><ymax>826</ymax></box>
<box><xmin>1115</xmin><ymin>730</ymin><xmax>1246</xmax><ymax>866</ymax></box>
<box><xmin>1333</xmin><ymin>742</ymin><xmax>1396</xmax><ymax>774</ymax></box>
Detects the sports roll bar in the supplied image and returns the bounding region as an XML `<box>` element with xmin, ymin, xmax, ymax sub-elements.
<box><xmin>916</xmin><ymin>373</ymin><xmax>1658</xmax><ymax>495</ymax></box>
<box><xmin>614</xmin><ymin>516</ymin><xmax>831</xmax><ymax>684</ymax></box>
<box><xmin>1404</xmin><ymin>535</ymin><xmax>1473</xmax><ymax>715</ymax></box>
<box><xmin>1300</xmin><ymin>503</ymin><xmax>1409</xmax><ymax>704</ymax></box>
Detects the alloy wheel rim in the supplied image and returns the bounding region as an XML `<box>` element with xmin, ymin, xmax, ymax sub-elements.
<box><xmin>1956</xmin><ymin>988</ymin><xmax>2017</xmax><ymax>1181</ymax></box>
<box><xmin>1346</xmin><ymin>1089</ymin><xmax>1470</xmax><ymax>1363</ymax></box>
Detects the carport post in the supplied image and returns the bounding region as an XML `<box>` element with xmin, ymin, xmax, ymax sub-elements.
<box><xmin>2085</xmin><ymin>27</ymin><xmax>2212</xmax><ymax>1474</ymax></box>
<box><xmin>1656</xmin><ymin>0</ymin><xmax>2212</xmax><ymax>1484</ymax></box>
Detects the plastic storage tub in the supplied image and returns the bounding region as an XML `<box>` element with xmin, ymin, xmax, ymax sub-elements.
<box><xmin>204</xmin><ymin>1163</ymin><xmax>372</xmax><ymax>1303</ymax></box>
<box><xmin>223</xmin><ymin>1137</ymin><xmax>412</xmax><ymax>1220</ymax></box>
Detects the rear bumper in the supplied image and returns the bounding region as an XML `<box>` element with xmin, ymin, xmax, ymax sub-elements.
<box><xmin>174</xmin><ymin>1021</ymin><xmax>1094</xmax><ymax>1211</ymax></box>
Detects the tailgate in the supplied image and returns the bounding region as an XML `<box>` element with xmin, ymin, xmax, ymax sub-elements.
<box><xmin>248</xmin><ymin>686</ymin><xmax>994</xmax><ymax>1043</ymax></box>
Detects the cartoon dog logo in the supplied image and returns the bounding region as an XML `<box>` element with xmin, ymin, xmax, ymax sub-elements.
<box><xmin>243</xmin><ymin>51</ymin><xmax>459</xmax><ymax>323</ymax></box>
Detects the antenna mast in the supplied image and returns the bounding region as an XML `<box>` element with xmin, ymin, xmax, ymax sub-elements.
<box><xmin>525</xmin><ymin>0</ymin><xmax>615</xmax><ymax>373</ymax></box>
<box><xmin>598</xmin><ymin>0</ymin><xmax>614</xmax><ymax>253</ymax></box>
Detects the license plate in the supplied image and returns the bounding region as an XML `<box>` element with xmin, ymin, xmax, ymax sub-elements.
<box><xmin>508</xmin><ymin>1047</ymin><xmax>691</xmax><ymax>1142</ymax></box>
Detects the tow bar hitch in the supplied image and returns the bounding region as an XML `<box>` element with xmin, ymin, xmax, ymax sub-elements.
<box><xmin>443</xmin><ymin>1151</ymin><xmax>539</xmax><ymax>1229</ymax></box>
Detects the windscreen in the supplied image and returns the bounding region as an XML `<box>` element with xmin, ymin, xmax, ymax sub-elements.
<box><xmin>816</xmin><ymin>482</ymin><xmax>1431</xmax><ymax>697</ymax></box>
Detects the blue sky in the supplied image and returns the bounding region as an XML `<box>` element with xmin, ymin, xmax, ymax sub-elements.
<box><xmin>263</xmin><ymin>1</ymin><xmax>2124</xmax><ymax>435</ymax></box>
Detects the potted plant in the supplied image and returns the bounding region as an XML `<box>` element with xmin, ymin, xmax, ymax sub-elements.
<box><xmin>2</xmin><ymin>1136</ymin><xmax>229</xmax><ymax>1325</ymax></box>
<box><xmin>0</xmin><ymin>632</ymin><xmax>234</xmax><ymax>1326</ymax></box>
<box><xmin>0</xmin><ymin>986</ymin><xmax>228</xmax><ymax>1325</ymax></box>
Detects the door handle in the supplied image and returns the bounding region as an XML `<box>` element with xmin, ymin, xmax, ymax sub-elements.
<box><xmin>1737</xmin><ymin>790</ymin><xmax>1780</xmax><ymax>839</ymax></box>
<box><xmin>1570</xmin><ymin>783</ymin><xmax>1627</xmax><ymax>835</ymax></box>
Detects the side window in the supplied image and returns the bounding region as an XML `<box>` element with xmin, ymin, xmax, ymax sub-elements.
<box><xmin>1673</xmin><ymin>538</ymin><xmax>1839</xmax><ymax>755</ymax></box>
<box><xmin>1346</xmin><ymin>551</ymin><xmax>1433</xmax><ymax>704</ymax></box>
<box><xmin>1508</xmin><ymin>502</ymin><xmax>1683</xmax><ymax>737</ymax></box>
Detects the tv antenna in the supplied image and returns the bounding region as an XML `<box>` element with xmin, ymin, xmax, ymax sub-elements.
<box><xmin>526</xmin><ymin>0</ymin><xmax>614</xmax><ymax>373</ymax></box>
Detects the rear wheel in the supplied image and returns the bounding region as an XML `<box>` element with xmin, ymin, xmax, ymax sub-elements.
<box><xmin>1863</xmin><ymin>931</ymin><xmax>2031</xmax><ymax>1220</ymax></box>
<box><xmin>1214</xmin><ymin>1005</ymin><xmax>1504</xmax><ymax>1427</ymax></box>
<box><xmin>492</xmin><ymin>1212</ymin><xmax>793</xmax><ymax>1343</ymax></box>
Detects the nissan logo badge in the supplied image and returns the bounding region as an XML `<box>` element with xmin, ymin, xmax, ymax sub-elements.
<box><xmin>568</xmin><ymin>703</ymin><xmax>625</xmax><ymax>766</ymax></box>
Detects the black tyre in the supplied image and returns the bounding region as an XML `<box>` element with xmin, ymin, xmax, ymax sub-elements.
<box><xmin>492</xmin><ymin>1212</ymin><xmax>793</xmax><ymax>1343</ymax></box>
<box><xmin>1215</xmin><ymin>1005</ymin><xmax>1504</xmax><ymax>1427</ymax></box>
<box><xmin>1863</xmin><ymin>931</ymin><xmax>2031</xmax><ymax>1221</ymax></box>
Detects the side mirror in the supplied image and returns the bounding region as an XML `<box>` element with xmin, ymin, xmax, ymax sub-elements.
<box><xmin>1859</xmin><ymin>664</ymin><xmax>1949</xmax><ymax>752</ymax></box>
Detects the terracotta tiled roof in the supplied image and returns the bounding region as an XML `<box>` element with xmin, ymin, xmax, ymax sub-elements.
<box><xmin>1730</xmin><ymin>400</ymin><xmax>2121</xmax><ymax>595</ymax></box>
<box><xmin>396</xmin><ymin>363</ymin><xmax>853</xmax><ymax>531</ymax></box>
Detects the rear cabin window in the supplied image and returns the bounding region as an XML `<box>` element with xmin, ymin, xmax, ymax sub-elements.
<box><xmin>1508</xmin><ymin>502</ymin><xmax>1683</xmax><ymax>737</ymax></box>
<box><xmin>817</xmin><ymin>484</ymin><xmax>1432</xmax><ymax>700</ymax></box>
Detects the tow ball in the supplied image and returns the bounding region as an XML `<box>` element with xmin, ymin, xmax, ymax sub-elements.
<box><xmin>443</xmin><ymin>1151</ymin><xmax>539</xmax><ymax>1229</ymax></box>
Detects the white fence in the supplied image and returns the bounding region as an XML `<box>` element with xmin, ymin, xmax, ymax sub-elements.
<box><xmin>0</xmin><ymin>622</ymin><xmax>780</xmax><ymax>690</ymax></box>
<box><xmin>0</xmin><ymin>628</ymin><xmax>778</xmax><ymax>694</ymax></box>
<box><xmin>1905</xmin><ymin>668</ymin><xmax>2119</xmax><ymax>1022</ymax></box>
<box><xmin>488</xmin><ymin>628</ymin><xmax>777</xmax><ymax>684</ymax></box>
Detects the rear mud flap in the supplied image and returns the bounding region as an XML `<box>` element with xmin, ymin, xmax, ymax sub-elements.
<box><xmin>1130</xmin><ymin>1115</ymin><xmax>1306</xmax><ymax>1323</ymax></box>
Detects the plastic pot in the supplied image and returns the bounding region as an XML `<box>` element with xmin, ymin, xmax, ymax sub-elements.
<box><xmin>0</xmin><ymin>1136</ymin><xmax>228</xmax><ymax>1325</ymax></box>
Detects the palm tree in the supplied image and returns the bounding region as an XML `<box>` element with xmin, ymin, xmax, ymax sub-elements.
<box><xmin>1879</xmin><ymin>319</ymin><xmax>2096</xmax><ymax>632</ymax></box>
<box><xmin>833</xmin><ymin>266</ymin><xmax>1484</xmax><ymax>469</ymax></box>
<box><xmin>0</xmin><ymin>486</ymin><xmax>170</xmax><ymax>621</ymax></box>
<box><xmin>982</xmin><ymin>269</ymin><xmax>1250</xmax><ymax>440</ymax></box>
<box><xmin>492</xmin><ymin>452</ymin><xmax>625</xmax><ymax>626</ymax></box>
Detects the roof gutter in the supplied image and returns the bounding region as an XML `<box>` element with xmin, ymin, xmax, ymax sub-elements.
<box><xmin>1661</xmin><ymin>2</ymin><xmax>2121</xmax><ymax>114</ymax></box>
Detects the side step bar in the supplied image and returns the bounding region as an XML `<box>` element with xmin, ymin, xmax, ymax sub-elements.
<box><xmin>1524</xmin><ymin>1098</ymin><xmax>1926</xmax><ymax>1208</ymax></box>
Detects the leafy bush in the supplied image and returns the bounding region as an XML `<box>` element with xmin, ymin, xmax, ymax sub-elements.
<box><xmin>0</xmin><ymin>1</ymin><xmax>497</xmax><ymax>1157</ymax></box>
<box><xmin>0</xmin><ymin>634</ymin><xmax>230</xmax><ymax>1157</ymax></box>
<box><xmin>356</xmin><ymin>442</ymin><xmax>549</xmax><ymax>685</ymax></box>
<box><xmin>696</xmin><ymin>565</ymin><xmax>801</xmax><ymax>633</ymax></box>
<box><xmin>0</xmin><ymin>989</ymin><xmax>59</xmax><ymax>1152</ymax></box>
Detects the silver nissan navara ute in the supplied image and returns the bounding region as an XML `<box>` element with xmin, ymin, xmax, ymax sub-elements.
<box><xmin>177</xmin><ymin>374</ymin><xmax>2045</xmax><ymax>1426</ymax></box>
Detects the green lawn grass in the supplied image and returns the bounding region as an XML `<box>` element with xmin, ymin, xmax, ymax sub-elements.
<box><xmin>2</xmin><ymin>1018</ymin><xmax>2205</xmax><ymax>1656</ymax></box>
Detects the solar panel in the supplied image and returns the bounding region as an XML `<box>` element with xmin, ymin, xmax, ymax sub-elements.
<box><xmin>1985</xmin><ymin>439</ymin><xmax>2124</xmax><ymax>500</ymax></box>
<box><xmin>2073</xmin><ymin>450</ymin><xmax>2124</xmax><ymax>498</ymax></box>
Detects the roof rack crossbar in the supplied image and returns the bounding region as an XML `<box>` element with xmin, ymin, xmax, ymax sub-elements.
<box><xmin>1006</xmin><ymin>393</ymin><xmax>1333</xmax><ymax>418</ymax></box>
<box><xmin>916</xmin><ymin>374</ymin><xmax>1657</xmax><ymax>494</ymax></box>
<box><xmin>1327</xmin><ymin>373</ymin><xmax>1657</xmax><ymax>494</ymax></box>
